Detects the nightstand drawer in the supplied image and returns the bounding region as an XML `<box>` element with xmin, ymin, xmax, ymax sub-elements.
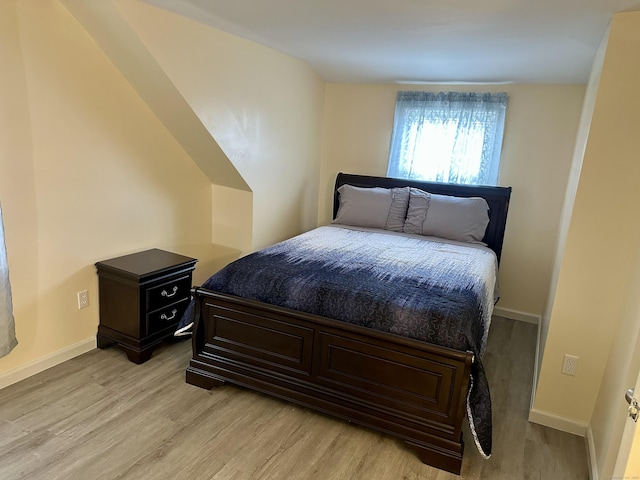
<box><xmin>146</xmin><ymin>275</ymin><xmax>192</xmax><ymax>312</ymax></box>
<box><xmin>147</xmin><ymin>298</ymin><xmax>190</xmax><ymax>335</ymax></box>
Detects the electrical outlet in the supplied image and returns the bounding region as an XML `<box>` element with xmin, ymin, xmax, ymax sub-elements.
<box><xmin>77</xmin><ymin>290</ymin><xmax>89</xmax><ymax>309</ymax></box>
<box><xmin>561</xmin><ymin>354</ymin><xmax>579</xmax><ymax>376</ymax></box>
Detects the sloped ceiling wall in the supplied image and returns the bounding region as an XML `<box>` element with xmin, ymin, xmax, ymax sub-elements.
<box><xmin>62</xmin><ymin>0</ymin><xmax>325</xmax><ymax>251</ymax></box>
<box><xmin>61</xmin><ymin>0</ymin><xmax>249</xmax><ymax>192</ymax></box>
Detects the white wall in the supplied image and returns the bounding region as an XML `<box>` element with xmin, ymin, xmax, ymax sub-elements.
<box><xmin>536</xmin><ymin>27</ymin><xmax>608</xmax><ymax>384</ymax></box>
<box><xmin>532</xmin><ymin>17</ymin><xmax>640</xmax><ymax>479</ymax></box>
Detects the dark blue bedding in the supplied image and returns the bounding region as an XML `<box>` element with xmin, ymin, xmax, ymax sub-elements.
<box><xmin>178</xmin><ymin>225</ymin><xmax>497</xmax><ymax>458</ymax></box>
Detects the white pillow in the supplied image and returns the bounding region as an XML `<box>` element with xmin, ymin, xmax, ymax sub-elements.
<box><xmin>403</xmin><ymin>188</ymin><xmax>490</xmax><ymax>243</ymax></box>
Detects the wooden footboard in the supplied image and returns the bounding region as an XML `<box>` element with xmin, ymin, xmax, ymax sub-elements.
<box><xmin>187</xmin><ymin>288</ymin><xmax>473</xmax><ymax>475</ymax></box>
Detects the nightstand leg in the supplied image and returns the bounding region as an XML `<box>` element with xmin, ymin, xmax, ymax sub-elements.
<box><xmin>123</xmin><ymin>348</ymin><xmax>153</xmax><ymax>364</ymax></box>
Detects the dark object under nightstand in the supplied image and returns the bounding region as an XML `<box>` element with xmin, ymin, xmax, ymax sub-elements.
<box><xmin>95</xmin><ymin>248</ymin><xmax>198</xmax><ymax>364</ymax></box>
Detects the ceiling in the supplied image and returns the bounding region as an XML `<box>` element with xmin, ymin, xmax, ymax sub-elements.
<box><xmin>143</xmin><ymin>0</ymin><xmax>640</xmax><ymax>84</ymax></box>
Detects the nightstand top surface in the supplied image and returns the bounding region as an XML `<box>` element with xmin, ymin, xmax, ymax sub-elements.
<box><xmin>96</xmin><ymin>248</ymin><xmax>198</xmax><ymax>279</ymax></box>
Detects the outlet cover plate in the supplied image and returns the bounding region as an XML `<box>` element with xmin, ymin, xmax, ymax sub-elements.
<box><xmin>562</xmin><ymin>354</ymin><xmax>578</xmax><ymax>376</ymax></box>
<box><xmin>77</xmin><ymin>290</ymin><xmax>89</xmax><ymax>309</ymax></box>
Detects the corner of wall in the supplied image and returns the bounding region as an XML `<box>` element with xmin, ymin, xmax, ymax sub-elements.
<box><xmin>211</xmin><ymin>184</ymin><xmax>253</xmax><ymax>253</ymax></box>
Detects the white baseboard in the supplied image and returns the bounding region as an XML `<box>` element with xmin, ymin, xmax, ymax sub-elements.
<box><xmin>586</xmin><ymin>424</ymin><xmax>598</xmax><ymax>480</ymax></box>
<box><xmin>0</xmin><ymin>337</ymin><xmax>96</xmax><ymax>391</ymax></box>
<box><xmin>493</xmin><ymin>307</ymin><xmax>541</xmax><ymax>325</ymax></box>
<box><xmin>528</xmin><ymin>407</ymin><xmax>588</xmax><ymax>437</ymax></box>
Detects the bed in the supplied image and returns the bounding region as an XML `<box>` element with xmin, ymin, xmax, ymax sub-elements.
<box><xmin>184</xmin><ymin>173</ymin><xmax>511</xmax><ymax>474</ymax></box>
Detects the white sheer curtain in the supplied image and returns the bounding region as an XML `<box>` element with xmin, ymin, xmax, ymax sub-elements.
<box><xmin>387</xmin><ymin>91</ymin><xmax>508</xmax><ymax>185</ymax></box>
<box><xmin>0</xmin><ymin>202</ymin><xmax>17</xmax><ymax>358</ymax></box>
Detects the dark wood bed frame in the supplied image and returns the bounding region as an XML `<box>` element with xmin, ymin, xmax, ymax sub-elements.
<box><xmin>186</xmin><ymin>173</ymin><xmax>511</xmax><ymax>474</ymax></box>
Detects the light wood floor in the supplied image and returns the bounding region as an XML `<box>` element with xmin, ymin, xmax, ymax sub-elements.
<box><xmin>0</xmin><ymin>317</ymin><xmax>589</xmax><ymax>480</ymax></box>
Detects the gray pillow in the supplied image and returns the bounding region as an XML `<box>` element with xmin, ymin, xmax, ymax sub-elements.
<box><xmin>403</xmin><ymin>188</ymin><xmax>430</xmax><ymax>235</ymax></box>
<box><xmin>404</xmin><ymin>188</ymin><xmax>490</xmax><ymax>243</ymax></box>
<box><xmin>384</xmin><ymin>186</ymin><xmax>410</xmax><ymax>232</ymax></box>
<box><xmin>333</xmin><ymin>185</ymin><xmax>394</xmax><ymax>229</ymax></box>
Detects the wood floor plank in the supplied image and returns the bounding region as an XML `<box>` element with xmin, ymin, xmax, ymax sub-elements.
<box><xmin>0</xmin><ymin>317</ymin><xmax>589</xmax><ymax>479</ymax></box>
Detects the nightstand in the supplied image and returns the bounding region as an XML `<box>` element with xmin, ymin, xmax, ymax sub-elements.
<box><xmin>95</xmin><ymin>249</ymin><xmax>198</xmax><ymax>364</ymax></box>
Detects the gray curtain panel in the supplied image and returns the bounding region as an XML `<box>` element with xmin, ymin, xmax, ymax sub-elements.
<box><xmin>0</xmin><ymin>203</ymin><xmax>17</xmax><ymax>358</ymax></box>
<box><xmin>387</xmin><ymin>91</ymin><xmax>508</xmax><ymax>186</ymax></box>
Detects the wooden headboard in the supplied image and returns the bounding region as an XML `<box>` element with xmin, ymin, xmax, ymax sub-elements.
<box><xmin>333</xmin><ymin>172</ymin><xmax>511</xmax><ymax>263</ymax></box>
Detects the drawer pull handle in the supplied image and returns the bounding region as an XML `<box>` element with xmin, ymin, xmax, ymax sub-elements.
<box><xmin>161</xmin><ymin>309</ymin><xmax>178</xmax><ymax>321</ymax></box>
<box><xmin>161</xmin><ymin>286</ymin><xmax>178</xmax><ymax>298</ymax></box>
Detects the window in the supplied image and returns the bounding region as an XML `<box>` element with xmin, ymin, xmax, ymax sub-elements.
<box><xmin>387</xmin><ymin>91</ymin><xmax>508</xmax><ymax>186</ymax></box>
